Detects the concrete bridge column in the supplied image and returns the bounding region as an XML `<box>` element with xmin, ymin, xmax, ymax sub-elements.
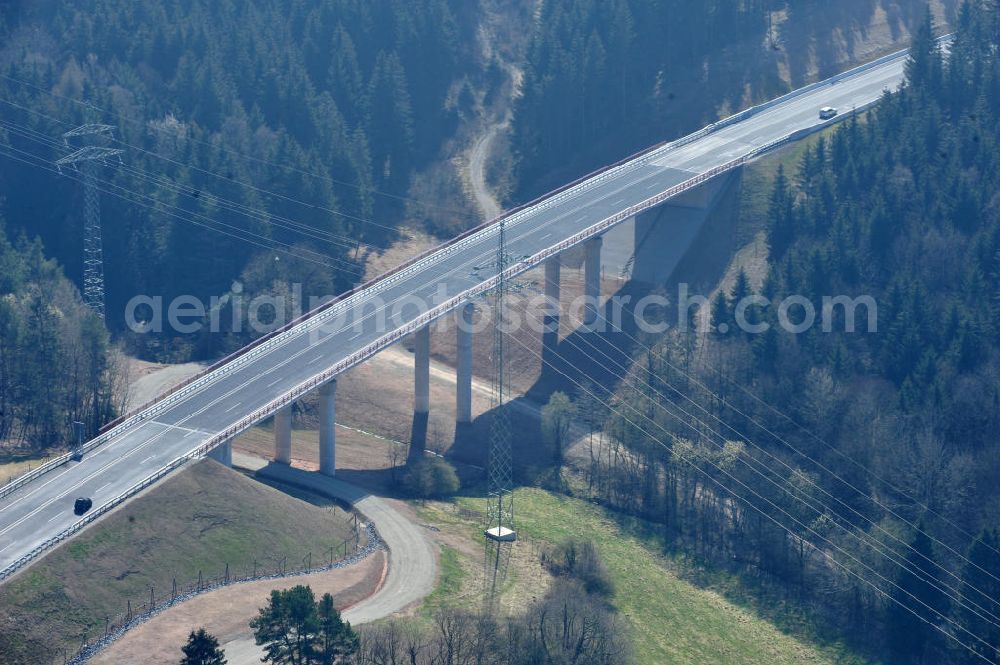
<box><xmin>414</xmin><ymin>325</ymin><xmax>430</xmax><ymax>415</ymax></box>
<box><xmin>318</xmin><ymin>380</ymin><xmax>336</xmax><ymax>477</ymax></box>
<box><xmin>207</xmin><ymin>440</ymin><xmax>232</xmax><ymax>467</ymax></box>
<box><xmin>584</xmin><ymin>236</ymin><xmax>603</xmax><ymax>327</ymax></box>
<box><xmin>274</xmin><ymin>405</ymin><xmax>292</xmax><ymax>465</ymax></box>
<box><xmin>543</xmin><ymin>256</ymin><xmax>561</xmax><ymax>359</ymax></box>
<box><xmin>456</xmin><ymin>302</ymin><xmax>474</xmax><ymax>424</ymax></box>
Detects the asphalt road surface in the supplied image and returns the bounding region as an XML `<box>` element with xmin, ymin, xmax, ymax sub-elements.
<box><xmin>0</xmin><ymin>48</ymin><xmax>911</xmax><ymax>575</ymax></box>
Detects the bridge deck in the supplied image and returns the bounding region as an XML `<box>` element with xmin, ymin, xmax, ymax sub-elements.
<box><xmin>0</xmin><ymin>47</ymin><xmax>909</xmax><ymax>577</ymax></box>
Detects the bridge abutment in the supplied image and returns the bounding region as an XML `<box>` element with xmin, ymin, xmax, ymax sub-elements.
<box><xmin>207</xmin><ymin>440</ymin><xmax>232</xmax><ymax>467</ymax></box>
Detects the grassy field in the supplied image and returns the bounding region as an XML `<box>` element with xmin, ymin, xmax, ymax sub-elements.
<box><xmin>416</xmin><ymin>488</ymin><xmax>867</xmax><ymax>665</ymax></box>
<box><xmin>0</xmin><ymin>460</ymin><xmax>358</xmax><ymax>665</ymax></box>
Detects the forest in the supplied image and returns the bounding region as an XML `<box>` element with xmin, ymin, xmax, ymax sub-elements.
<box><xmin>507</xmin><ymin>0</ymin><xmax>953</xmax><ymax>200</ymax></box>
<box><xmin>0</xmin><ymin>219</ymin><xmax>122</xmax><ymax>451</ymax></box>
<box><xmin>0</xmin><ymin>0</ymin><xmax>483</xmax><ymax>343</ymax></box>
<box><xmin>571</xmin><ymin>5</ymin><xmax>1000</xmax><ymax>662</ymax></box>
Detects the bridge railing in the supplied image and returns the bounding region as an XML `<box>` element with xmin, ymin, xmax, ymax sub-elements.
<box><xmin>0</xmin><ymin>38</ymin><xmax>933</xmax><ymax>510</ymax></box>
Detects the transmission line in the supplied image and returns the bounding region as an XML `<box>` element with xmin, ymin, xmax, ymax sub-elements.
<box><xmin>525</xmin><ymin>297</ymin><xmax>1000</xmax><ymax>630</ymax></box>
<box><xmin>546</xmin><ymin>278</ymin><xmax>1000</xmax><ymax>592</ymax></box>
<box><xmin>503</xmin><ymin>323</ymin><xmax>997</xmax><ymax>662</ymax></box>
<box><xmin>0</xmin><ymin>71</ymin><xmax>477</xmax><ymax>219</ymax></box>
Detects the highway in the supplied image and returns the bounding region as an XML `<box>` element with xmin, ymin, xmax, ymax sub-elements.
<box><xmin>0</xmin><ymin>46</ymin><xmax>911</xmax><ymax>578</ymax></box>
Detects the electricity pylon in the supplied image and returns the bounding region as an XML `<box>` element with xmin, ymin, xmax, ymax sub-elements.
<box><xmin>56</xmin><ymin>124</ymin><xmax>123</xmax><ymax>321</ymax></box>
<box><xmin>483</xmin><ymin>216</ymin><xmax>518</xmax><ymax>604</ymax></box>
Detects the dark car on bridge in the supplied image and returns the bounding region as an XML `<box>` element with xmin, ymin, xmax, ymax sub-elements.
<box><xmin>73</xmin><ymin>497</ymin><xmax>93</xmax><ymax>515</ymax></box>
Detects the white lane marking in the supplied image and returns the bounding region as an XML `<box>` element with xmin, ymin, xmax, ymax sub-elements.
<box><xmin>47</xmin><ymin>514</ymin><xmax>61</xmax><ymax>523</ymax></box>
<box><xmin>349</xmin><ymin>331</ymin><xmax>363</xmax><ymax>341</ymax></box>
<box><xmin>96</xmin><ymin>482</ymin><xmax>111</xmax><ymax>493</ymax></box>
<box><xmin>267</xmin><ymin>377</ymin><xmax>283</xmax><ymax>388</ymax></box>
<box><xmin>224</xmin><ymin>402</ymin><xmax>242</xmax><ymax>413</ymax></box>
<box><xmin>309</xmin><ymin>354</ymin><xmax>324</xmax><ymax>365</ymax></box>
<box><xmin>647</xmin><ymin>181</ymin><xmax>662</xmax><ymax>190</ymax></box>
<box><xmin>150</xmin><ymin>421</ymin><xmax>207</xmax><ymax>436</ymax></box>
<box><xmin>0</xmin><ymin>542</ymin><xmax>12</xmax><ymax>553</ymax></box>
<box><xmin>611</xmin><ymin>198</ymin><xmax>625</xmax><ymax>205</ymax></box>
<box><xmin>141</xmin><ymin>455</ymin><xmax>155</xmax><ymax>464</ymax></box>
<box><xmin>1</xmin><ymin>61</ymin><xmax>907</xmax><ymax>547</ymax></box>
<box><xmin>540</xmin><ymin>233</ymin><xmax>552</xmax><ymax>240</ymax></box>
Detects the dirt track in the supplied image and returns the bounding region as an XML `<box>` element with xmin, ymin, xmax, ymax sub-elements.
<box><xmin>89</xmin><ymin>550</ymin><xmax>385</xmax><ymax>665</ymax></box>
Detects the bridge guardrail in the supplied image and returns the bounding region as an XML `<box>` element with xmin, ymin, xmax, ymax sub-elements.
<box><xmin>0</xmin><ymin>106</ymin><xmax>868</xmax><ymax>582</ymax></box>
<box><xmin>0</xmin><ymin>37</ymin><xmax>940</xmax><ymax>517</ymax></box>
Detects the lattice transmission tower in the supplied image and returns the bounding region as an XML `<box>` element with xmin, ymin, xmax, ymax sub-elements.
<box><xmin>55</xmin><ymin>124</ymin><xmax>123</xmax><ymax>321</ymax></box>
<box><xmin>483</xmin><ymin>216</ymin><xmax>518</xmax><ymax>601</ymax></box>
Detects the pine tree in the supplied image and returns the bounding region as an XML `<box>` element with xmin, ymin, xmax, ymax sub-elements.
<box><xmin>886</xmin><ymin>529</ymin><xmax>951</xmax><ymax>663</ymax></box>
<box><xmin>180</xmin><ymin>628</ymin><xmax>227</xmax><ymax>665</ymax></box>
<box><xmin>906</xmin><ymin>5</ymin><xmax>943</xmax><ymax>94</ymax></box>
<box><xmin>954</xmin><ymin>530</ymin><xmax>1000</xmax><ymax>663</ymax></box>
<box><xmin>316</xmin><ymin>593</ymin><xmax>358</xmax><ymax>665</ymax></box>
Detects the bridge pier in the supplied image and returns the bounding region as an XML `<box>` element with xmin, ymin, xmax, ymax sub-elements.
<box><xmin>414</xmin><ymin>325</ymin><xmax>430</xmax><ymax>415</ymax></box>
<box><xmin>543</xmin><ymin>256</ymin><xmax>561</xmax><ymax>360</ymax></box>
<box><xmin>318</xmin><ymin>380</ymin><xmax>336</xmax><ymax>477</ymax></box>
<box><xmin>584</xmin><ymin>236</ymin><xmax>602</xmax><ymax>327</ymax></box>
<box><xmin>274</xmin><ymin>405</ymin><xmax>292</xmax><ymax>465</ymax></box>
<box><xmin>207</xmin><ymin>440</ymin><xmax>232</xmax><ymax>467</ymax></box>
<box><xmin>456</xmin><ymin>302</ymin><xmax>474</xmax><ymax>424</ymax></box>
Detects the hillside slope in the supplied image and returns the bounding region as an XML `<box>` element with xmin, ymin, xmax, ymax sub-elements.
<box><xmin>0</xmin><ymin>460</ymin><xmax>357</xmax><ymax>664</ymax></box>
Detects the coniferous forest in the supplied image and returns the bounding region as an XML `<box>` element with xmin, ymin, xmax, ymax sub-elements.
<box><xmin>0</xmin><ymin>0</ymin><xmax>481</xmax><ymax>333</ymax></box>
<box><xmin>586</xmin><ymin>6</ymin><xmax>1000</xmax><ymax>662</ymax></box>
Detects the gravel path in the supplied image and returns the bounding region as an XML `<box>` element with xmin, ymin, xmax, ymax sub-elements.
<box><xmin>223</xmin><ymin>462</ymin><xmax>438</xmax><ymax>664</ymax></box>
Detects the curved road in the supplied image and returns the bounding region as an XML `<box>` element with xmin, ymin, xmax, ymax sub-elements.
<box><xmin>221</xmin><ymin>460</ymin><xmax>437</xmax><ymax>664</ymax></box>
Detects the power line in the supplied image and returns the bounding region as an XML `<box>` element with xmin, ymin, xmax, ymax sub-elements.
<box><xmin>0</xmin><ymin>112</ymin><xmax>387</xmax><ymax>255</ymax></box>
<box><xmin>504</xmin><ymin>324</ymin><xmax>997</xmax><ymax>661</ymax></box>
<box><xmin>0</xmin><ymin>71</ymin><xmax>478</xmax><ymax>219</ymax></box>
<box><xmin>54</xmin><ymin>124</ymin><xmax>123</xmax><ymax>321</ymax></box>
<box><xmin>529</xmin><ymin>297</ymin><xmax>1000</xmax><ymax>629</ymax></box>
<box><xmin>548</xmin><ymin>277</ymin><xmax>1000</xmax><ymax>590</ymax></box>
<box><xmin>0</xmin><ymin>143</ymin><xmax>362</xmax><ymax>276</ymax></box>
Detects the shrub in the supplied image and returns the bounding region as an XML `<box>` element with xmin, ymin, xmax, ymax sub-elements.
<box><xmin>403</xmin><ymin>456</ymin><xmax>460</xmax><ymax>499</ymax></box>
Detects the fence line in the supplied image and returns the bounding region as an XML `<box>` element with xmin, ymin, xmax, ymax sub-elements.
<box><xmin>63</xmin><ymin>521</ymin><xmax>379</xmax><ymax>665</ymax></box>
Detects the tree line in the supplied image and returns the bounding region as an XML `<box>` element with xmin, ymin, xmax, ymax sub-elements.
<box><xmin>176</xmin><ymin>537</ymin><xmax>629</xmax><ymax>665</ymax></box>
<box><xmin>0</xmin><ymin>0</ymin><xmax>482</xmax><ymax>340</ymax></box>
<box><xmin>507</xmin><ymin>0</ymin><xmax>943</xmax><ymax>201</ymax></box>
<box><xmin>575</xmin><ymin>4</ymin><xmax>1000</xmax><ymax>662</ymax></box>
<box><xmin>0</xmin><ymin>219</ymin><xmax>126</xmax><ymax>450</ymax></box>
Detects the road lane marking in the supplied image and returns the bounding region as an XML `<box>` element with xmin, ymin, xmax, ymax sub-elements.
<box><xmin>151</xmin><ymin>421</ymin><xmax>208</xmax><ymax>436</ymax></box>
<box><xmin>141</xmin><ymin>455</ymin><xmax>155</xmax><ymax>464</ymax></box>
<box><xmin>96</xmin><ymin>482</ymin><xmax>112</xmax><ymax>493</ymax></box>
<box><xmin>267</xmin><ymin>377</ymin><xmax>283</xmax><ymax>388</ymax></box>
<box><xmin>224</xmin><ymin>402</ymin><xmax>242</xmax><ymax>413</ymax></box>
<box><xmin>47</xmin><ymin>514</ymin><xmax>61</xmax><ymax>523</ymax></box>
<box><xmin>0</xmin><ymin>543</ymin><xmax>12</xmax><ymax>553</ymax></box>
<box><xmin>0</xmin><ymin>59</ymin><xmax>906</xmax><ymax>552</ymax></box>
